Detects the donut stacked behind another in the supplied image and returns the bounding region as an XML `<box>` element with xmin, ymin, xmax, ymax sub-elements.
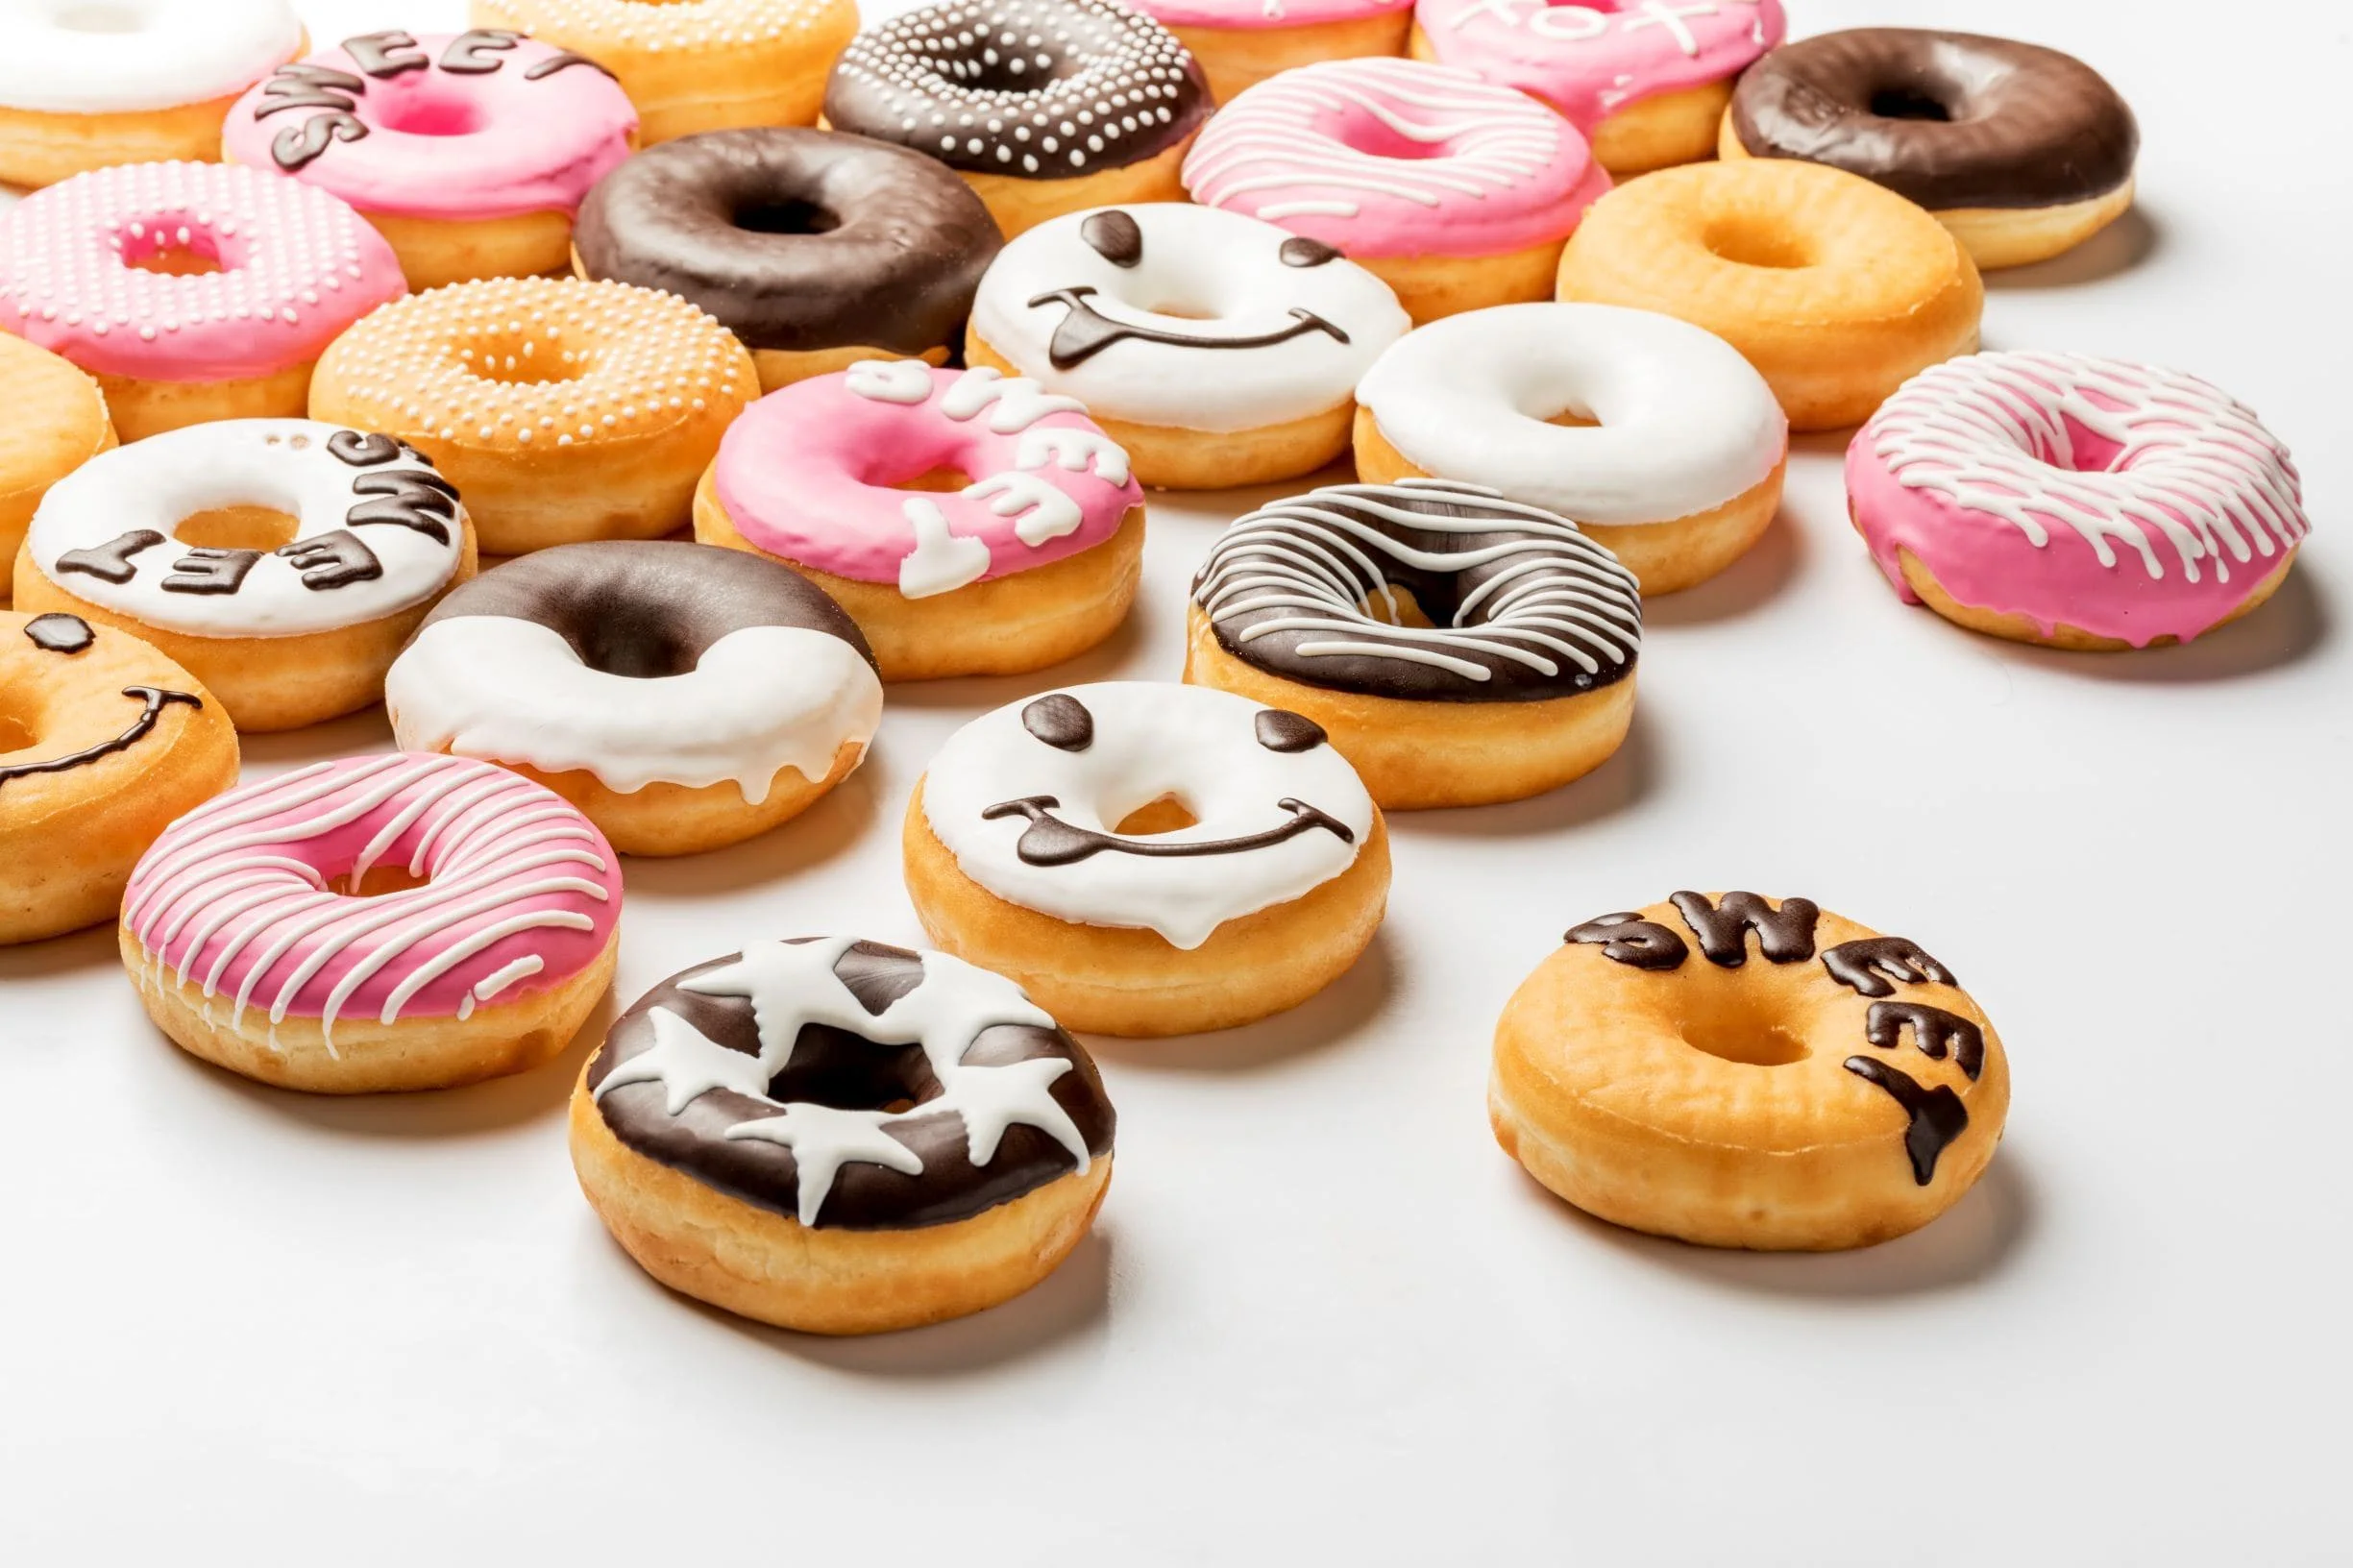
<box><xmin>0</xmin><ymin>335</ymin><xmax>116</xmax><ymax>599</ymax></box>
<box><xmin>1131</xmin><ymin>0</ymin><xmax>1413</xmax><ymax>104</ymax></box>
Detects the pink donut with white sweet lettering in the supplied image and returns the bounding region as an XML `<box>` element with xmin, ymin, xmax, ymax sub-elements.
<box><xmin>120</xmin><ymin>752</ymin><xmax>623</xmax><ymax>1092</ymax></box>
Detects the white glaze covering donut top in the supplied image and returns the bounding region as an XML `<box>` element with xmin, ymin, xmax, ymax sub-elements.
<box><xmin>921</xmin><ymin>681</ymin><xmax>1375</xmax><ymax>948</ymax></box>
<box><xmin>0</xmin><ymin>0</ymin><xmax>301</xmax><ymax>115</ymax></box>
<box><xmin>1355</xmin><ymin>303</ymin><xmax>1786</xmax><ymax>526</ymax></box>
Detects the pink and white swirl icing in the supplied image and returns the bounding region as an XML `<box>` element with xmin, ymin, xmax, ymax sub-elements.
<box><xmin>1846</xmin><ymin>352</ymin><xmax>2310</xmax><ymax>649</ymax></box>
<box><xmin>0</xmin><ymin>160</ymin><xmax>405</xmax><ymax>382</ymax></box>
<box><xmin>1137</xmin><ymin>0</ymin><xmax>1410</xmax><ymax>30</ymax></box>
<box><xmin>1181</xmin><ymin>58</ymin><xmax>1607</xmax><ymax>258</ymax></box>
<box><xmin>712</xmin><ymin>360</ymin><xmax>1143</xmax><ymax>600</ymax></box>
<box><xmin>1413</xmin><ymin>0</ymin><xmax>1785</xmax><ymax>131</ymax></box>
<box><xmin>124</xmin><ymin>753</ymin><xmax>623</xmax><ymax>1051</ymax></box>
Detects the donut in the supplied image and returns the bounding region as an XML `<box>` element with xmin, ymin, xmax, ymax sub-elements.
<box><xmin>121</xmin><ymin>751</ymin><xmax>623</xmax><ymax>1093</ymax></box>
<box><xmin>221</xmin><ymin>30</ymin><xmax>639</xmax><ymax>293</ymax></box>
<box><xmin>1</xmin><ymin>610</ymin><xmax>237</xmax><ymax>946</ymax></box>
<box><xmin>13</xmin><ymin>420</ymin><xmax>477</xmax><ymax>732</ymax></box>
<box><xmin>306</xmin><ymin>275</ymin><xmax>758</xmax><ymax>556</ymax></box>
<box><xmin>573</xmin><ymin>128</ymin><xmax>1003</xmax><ymax>393</ymax></box>
<box><xmin>1411</xmin><ymin>0</ymin><xmax>1784</xmax><ymax>177</ymax></box>
<box><xmin>1555</xmin><ymin>159</ymin><xmax>1982</xmax><ymax>432</ymax></box>
<box><xmin>0</xmin><ymin>160</ymin><xmax>407</xmax><ymax>444</ymax></box>
<box><xmin>967</xmin><ymin>203</ymin><xmax>1410</xmax><ymax>489</ymax></box>
<box><xmin>1847</xmin><ymin>352</ymin><xmax>2309</xmax><ymax>652</ymax></box>
<box><xmin>1493</xmin><ymin>892</ymin><xmax>2009</xmax><ymax>1250</ymax></box>
<box><xmin>823</xmin><ymin>0</ymin><xmax>1213</xmax><ymax>239</ymax></box>
<box><xmin>1185</xmin><ymin>478</ymin><xmax>1640</xmax><ymax>809</ymax></box>
<box><xmin>0</xmin><ymin>334</ymin><xmax>115</xmax><ymax>602</ymax></box>
<box><xmin>386</xmin><ymin>540</ymin><xmax>883</xmax><ymax>856</ymax></box>
<box><xmin>573</xmin><ymin>936</ymin><xmax>1115</xmax><ymax>1334</ymax></box>
<box><xmin>1723</xmin><ymin>29</ymin><xmax>2139</xmax><ymax>271</ymax></box>
<box><xmin>469</xmin><ymin>0</ymin><xmax>859</xmax><ymax>145</ymax></box>
<box><xmin>1352</xmin><ymin>303</ymin><xmax>1786</xmax><ymax>593</ymax></box>
<box><xmin>1179</xmin><ymin>59</ymin><xmax>1611</xmax><ymax>325</ymax></box>
<box><xmin>0</xmin><ymin>0</ymin><xmax>303</xmax><ymax>188</ymax></box>
<box><xmin>905</xmin><ymin>681</ymin><xmax>1387</xmax><ymax>1035</ymax></box>
<box><xmin>1128</xmin><ymin>0</ymin><xmax>1412</xmax><ymax>104</ymax></box>
<box><xmin>695</xmin><ymin>359</ymin><xmax>1145</xmax><ymax>680</ymax></box>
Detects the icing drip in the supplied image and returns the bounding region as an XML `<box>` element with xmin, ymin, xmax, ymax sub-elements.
<box><xmin>1842</xmin><ymin>1056</ymin><xmax>1969</xmax><ymax>1186</ymax></box>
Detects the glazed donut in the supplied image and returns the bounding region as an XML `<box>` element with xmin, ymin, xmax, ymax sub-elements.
<box><xmin>387</xmin><ymin>540</ymin><xmax>883</xmax><ymax>856</ymax></box>
<box><xmin>906</xmin><ymin>681</ymin><xmax>1387</xmax><ymax>1036</ymax></box>
<box><xmin>1412</xmin><ymin>0</ymin><xmax>1783</xmax><ymax>177</ymax></box>
<box><xmin>1186</xmin><ymin>478</ymin><xmax>1640</xmax><ymax>809</ymax></box>
<box><xmin>823</xmin><ymin>0</ymin><xmax>1212</xmax><ymax>239</ymax></box>
<box><xmin>1724</xmin><ymin>29</ymin><xmax>2139</xmax><ymax>271</ymax></box>
<box><xmin>1493</xmin><ymin>892</ymin><xmax>2009</xmax><ymax>1250</ymax></box>
<box><xmin>0</xmin><ymin>160</ymin><xmax>406</xmax><ymax>444</ymax></box>
<box><xmin>0</xmin><ymin>610</ymin><xmax>236</xmax><ymax>945</ymax></box>
<box><xmin>1180</xmin><ymin>59</ymin><xmax>1611</xmax><ymax>325</ymax></box>
<box><xmin>13</xmin><ymin>421</ymin><xmax>477</xmax><ymax>732</ymax></box>
<box><xmin>221</xmin><ymin>30</ymin><xmax>638</xmax><ymax>293</ymax></box>
<box><xmin>306</xmin><ymin>275</ymin><xmax>757</xmax><ymax>556</ymax></box>
<box><xmin>469</xmin><ymin>0</ymin><xmax>858</xmax><ymax>145</ymax></box>
<box><xmin>967</xmin><ymin>203</ymin><xmax>1409</xmax><ymax>489</ymax></box>
<box><xmin>574</xmin><ymin>128</ymin><xmax>1002</xmax><ymax>392</ymax></box>
<box><xmin>696</xmin><ymin>360</ymin><xmax>1144</xmax><ymax>680</ymax></box>
<box><xmin>574</xmin><ymin>936</ymin><xmax>1115</xmax><ymax>1334</ymax></box>
<box><xmin>121</xmin><ymin>751</ymin><xmax>623</xmax><ymax>1093</ymax></box>
<box><xmin>0</xmin><ymin>0</ymin><xmax>303</xmax><ymax>188</ymax></box>
<box><xmin>1848</xmin><ymin>352</ymin><xmax>2308</xmax><ymax>652</ymax></box>
<box><xmin>1353</xmin><ymin>303</ymin><xmax>1786</xmax><ymax>593</ymax></box>
<box><xmin>0</xmin><ymin>334</ymin><xmax>114</xmax><ymax>601</ymax></box>
<box><xmin>1555</xmin><ymin>159</ymin><xmax>1982</xmax><ymax>432</ymax></box>
<box><xmin>1129</xmin><ymin>0</ymin><xmax>1411</xmax><ymax>104</ymax></box>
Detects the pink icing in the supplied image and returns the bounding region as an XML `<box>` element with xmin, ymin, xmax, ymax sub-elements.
<box><xmin>221</xmin><ymin>35</ymin><xmax>637</xmax><ymax>223</ymax></box>
<box><xmin>1181</xmin><ymin>57</ymin><xmax>1608</xmax><ymax>258</ymax></box>
<box><xmin>123</xmin><ymin>754</ymin><xmax>623</xmax><ymax>1045</ymax></box>
<box><xmin>1139</xmin><ymin>0</ymin><xmax>1411</xmax><ymax>30</ymax></box>
<box><xmin>1413</xmin><ymin>0</ymin><xmax>1786</xmax><ymax>130</ymax></box>
<box><xmin>712</xmin><ymin>363</ymin><xmax>1143</xmax><ymax>595</ymax></box>
<box><xmin>0</xmin><ymin>160</ymin><xmax>405</xmax><ymax>381</ymax></box>
<box><xmin>1846</xmin><ymin>352</ymin><xmax>2310</xmax><ymax>649</ymax></box>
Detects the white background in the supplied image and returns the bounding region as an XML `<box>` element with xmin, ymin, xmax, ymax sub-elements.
<box><xmin>4</xmin><ymin>1</ymin><xmax>2348</xmax><ymax>1561</ymax></box>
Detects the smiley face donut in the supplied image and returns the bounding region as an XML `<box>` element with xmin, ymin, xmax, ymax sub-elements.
<box><xmin>13</xmin><ymin>421</ymin><xmax>477</xmax><ymax>732</ymax></box>
<box><xmin>1</xmin><ymin>611</ymin><xmax>237</xmax><ymax>946</ymax></box>
<box><xmin>696</xmin><ymin>359</ymin><xmax>1144</xmax><ymax>680</ymax></box>
<box><xmin>222</xmin><ymin>30</ymin><xmax>639</xmax><ymax>292</ymax></box>
<box><xmin>1130</xmin><ymin>0</ymin><xmax>1411</xmax><ymax>104</ymax></box>
<box><xmin>1493</xmin><ymin>892</ymin><xmax>2010</xmax><ymax>1250</ymax></box>
<box><xmin>968</xmin><ymin>203</ymin><xmax>1409</xmax><ymax>489</ymax></box>
<box><xmin>0</xmin><ymin>334</ymin><xmax>115</xmax><ymax>599</ymax></box>
<box><xmin>122</xmin><ymin>752</ymin><xmax>623</xmax><ymax>1093</ymax></box>
<box><xmin>907</xmin><ymin>681</ymin><xmax>1387</xmax><ymax>1036</ymax></box>
<box><xmin>574</xmin><ymin>936</ymin><xmax>1115</xmax><ymax>1334</ymax></box>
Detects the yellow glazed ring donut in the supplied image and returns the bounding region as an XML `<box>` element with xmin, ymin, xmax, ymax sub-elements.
<box><xmin>0</xmin><ymin>335</ymin><xmax>114</xmax><ymax>603</ymax></box>
<box><xmin>1554</xmin><ymin>160</ymin><xmax>1983</xmax><ymax>432</ymax></box>
<box><xmin>1493</xmin><ymin>892</ymin><xmax>2009</xmax><ymax>1250</ymax></box>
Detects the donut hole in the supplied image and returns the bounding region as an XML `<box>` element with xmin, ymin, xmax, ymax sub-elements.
<box><xmin>573</xmin><ymin>620</ymin><xmax>694</xmax><ymax>680</ymax></box>
<box><xmin>951</xmin><ymin>53</ymin><xmax>1061</xmax><ymax>95</ymax></box>
<box><xmin>374</xmin><ymin>93</ymin><xmax>488</xmax><ymax>138</ymax></box>
<box><xmin>337</xmin><ymin>863</ymin><xmax>433</xmax><ymax>898</ymax></box>
<box><xmin>1868</xmin><ymin>87</ymin><xmax>1954</xmax><ymax>123</ymax></box>
<box><xmin>734</xmin><ymin>198</ymin><xmax>841</xmax><ymax>236</ymax></box>
<box><xmin>0</xmin><ymin>695</ymin><xmax>35</xmax><ymax>756</ymax></box>
<box><xmin>52</xmin><ymin>4</ymin><xmax>143</xmax><ymax>34</ymax></box>
<box><xmin>767</xmin><ymin>1031</ymin><xmax>944</xmax><ymax>1116</ymax></box>
<box><xmin>1336</xmin><ymin>109</ymin><xmax>1458</xmax><ymax>163</ymax></box>
<box><xmin>1677</xmin><ymin>999</ymin><xmax>1811</xmax><ymax>1068</ymax></box>
<box><xmin>463</xmin><ymin>332</ymin><xmax>583</xmax><ymax>386</ymax></box>
<box><xmin>1702</xmin><ymin>219</ymin><xmax>1815</xmax><ymax>271</ymax></box>
<box><xmin>1113</xmin><ymin>795</ymin><xmax>1199</xmax><ymax>836</ymax></box>
<box><xmin>2050</xmin><ymin>415</ymin><xmax>2129</xmax><ymax>474</ymax></box>
<box><xmin>1358</xmin><ymin>584</ymin><xmax>1439</xmax><ymax>629</ymax></box>
<box><xmin>891</xmin><ymin>465</ymin><xmax>974</xmax><ymax>495</ymax></box>
<box><xmin>126</xmin><ymin>233</ymin><xmax>225</xmax><ymax>278</ymax></box>
<box><xmin>175</xmin><ymin>505</ymin><xmax>300</xmax><ymax>553</ymax></box>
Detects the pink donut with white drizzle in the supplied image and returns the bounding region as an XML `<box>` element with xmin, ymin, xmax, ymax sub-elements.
<box><xmin>1846</xmin><ymin>351</ymin><xmax>2311</xmax><ymax>650</ymax></box>
<box><xmin>121</xmin><ymin>752</ymin><xmax>624</xmax><ymax>1093</ymax></box>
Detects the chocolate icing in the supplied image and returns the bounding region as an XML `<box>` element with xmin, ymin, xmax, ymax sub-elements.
<box><xmin>347</xmin><ymin>471</ymin><xmax>459</xmax><ymax>544</ymax></box>
<box><xmin>573</xmin><ymin>129</ymin><xmax>1003</xmax><ymax>357</ymax></box>
<box><xmin>1279</xmin><ymin>236</ymin><xmax>1340</xmax><ymax>268</ymax></box>
<box><xmin>1823</xmin><ymin>937</ymin><xmax>1956</xmax><ymax>998</ymax></box>
<box><xmin>1022</xmin><ymin>693</ymin><xmax>1094</xmax><ymax>751</ymax></box>
<box><xmin>1669</xmin><ymin>892</ymin><xmax>1820</xmax><ymax>968</ymax></box>
<box><xmin>0</xmin><ymin>687</ymin><xmax>201</xmax><ymax>792</ymax></box>
<box><xmin>1028</xmin><ymin>285</ymin><xmax>1347</xmax><ymax>370</ymax></box>
<box><xmin>1253</xmin><ymin>710</ymin><xmax>1327</xmax><ymax>753</ymax></box>
<box><xmin>1865</xmin><ymin>1000</ymin><xmax>1985</xmax><ymax>1081</ymax></box>
<box><xmin>54</xmin><ymin>529</ymin><xmax>164</xmax><ymax>585</ymax></box>
<box><xmin>1842</xmin><ymin>1056</ymin><xmax>1969</xmax><ymax>1186</ymax></box>
<box><xmin>326</xmin><ymin>429</ymin><xmax>406</xmax><ymax>467</ymax></box>
<box><xmin>981</xmin><ymin>796</ymin><xmax>1354</xmax><ymax>866</ymax></box>
<box><xmin>1728</xmin><ymin>29</ymin><xmax>2139</xmax><ymax>211</ymax></box>
<box><xmin>276</xmin><ymin>531</ymin><xmax>382</xmax><ymax>590</ymax></box>
<box><xmin>23</xmin><ymin>614</ymin><xmax>94</xmax><ymax>654</ymax></box>
<box><xmin>160</xmin><ymin>548</ymin><xmax>259</xmax><ymax>596</ymax></box>
<box><xmin>438</xmin><ymin>30</ymin><xmax>522</xmax><ymax>74</ymax></box>
<box><xmin>1566</xmin><ymin>914</ymin><xmax>1688</xmax><ymax>971</ymax></box>
<box><xmin>1081</xmin><ymin>209</ymin><xmax>1143</xmax><ymax>267</ymax></box>
<box><xmin>342</xmin><ymin>30</ymin><xmax>429</xmax><ymax>78</ymax></box>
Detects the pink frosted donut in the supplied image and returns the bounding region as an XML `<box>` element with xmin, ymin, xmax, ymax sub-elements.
<box><xmin>1846</xmin><ymin>351</ymin><xmax>2311</xmax><ymax>651</ymax></box>
<box><xmin>0</xmin><ymin>159</ymin><xmax>404</xmax><ymax>441</ymax></box>
<box><xmin>121</xmin><ymin>752</ymin><xmax>624</xmax><ymax>1092</ymax></box>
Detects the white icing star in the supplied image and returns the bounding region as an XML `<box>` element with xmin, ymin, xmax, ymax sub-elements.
<box><xmin>679</xmin><ymin>935</ymin><xmax>870</xmax><ymax>1058</ymax></box>
<box><xmin>947</xmin><ymin>1054</ymin><xmax>1088</xmax><ymax>1167</ymax></box>
<box><xmin>724</xmin><ymin>1105</ymin><xmax>925</xmax><ymax>1226</ymax></box>
<box><xmin>593</xmin><ymin>1006</ymin><xmax>771</xmax><ymax>1115</ymax></box>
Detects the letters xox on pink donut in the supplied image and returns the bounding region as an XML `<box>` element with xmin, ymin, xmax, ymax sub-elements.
<box><xmin>1412</xmin><ymin>0</ymin><xmax>1785</xmax><ymax>131</ymax></box>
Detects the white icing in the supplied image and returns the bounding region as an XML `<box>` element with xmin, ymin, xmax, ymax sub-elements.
<box><xmin>897</xmin><ymin>498</ymin><xmax>993</xmax><ymax>598</ymax></box>
<box><xmin>844</xmin><ymin>358</ymin><xmax>933</xmax><ymax>404</ymax></box>
<box><xmin>0</xmin><ymin>0</ymin><xmax>300</xmax><ymax>114</ymax></box>
<box><xmin>1017</xmin><ymin>426</ymin><xmax>1132</xmax><ymax>487</ymax></box>
<box><xmin>1354</xmin><ymin>303</ymin><xmax>1786</xmax><ymax>527</ymax></box>
<box><xmin>934</xmin><ymin>365</ymin><xmax>1088</xmax><ymax>433</ymax></box>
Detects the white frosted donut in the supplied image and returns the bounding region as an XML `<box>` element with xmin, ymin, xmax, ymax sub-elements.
<box><xmin>0</xmin><ymin>1</ymin><xmax>303</xmax><ymax>114</ymax></box>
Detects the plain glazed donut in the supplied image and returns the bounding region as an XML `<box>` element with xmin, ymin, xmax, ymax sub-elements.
<box><xmin>1493</xmin><ymin>892</ymin><xmax>2009</xmax><ymax>1250</ymax></box>
<box><xmin>1848</xmin><ymin>352</ymin><xmax>2308</xmax><ymax>651</ymax></box>
<box><xmin>13</xmin><ymin>420</ymin><xmax>477</xmax><ymax>732</ymax></box>
<box><xmin>222</xmin><ymin>30</ymin><xmax>639</xmax><ymax>292</ymax></box>
<box><xmin>574</xmin><ymin>936</ymin><xmax>1115</xmax><ymax>1334</ymax></box>
<box><xmin>1353</xmin><ymin>303</ymin><xmax>1787</xmax><ymax>593</ymax></box>
<box><xmin>306</xmin><ymin>275</ymin><xmax>757</xmax><ymax>555</ymax></box>
<box><xmin>1555</xmin><ymin>159</ymin><xmax>1982</xmax><ymax>432</ymax></box>
<box><xmin>696</xmin><ymin>359</ymin><xmax>1144</xmax><ymax>680</ymax></box>
<box><xmin>1186</xmin><ymin>478</ymin><xmax>1640</xmax><ymax>810</ymax></box>
<box><xmin>1</xmin><ymin>610</ymin><xmax>237</xmax><ymax>946</ymax></box>
<box><xmin>0</xmin><ymin>160</ymin><xmax>406</xmax><ymax>443</ymax></box>
<box><xmin>1724</xmin><ymin>29</ymin><xmax>2139</xmax><ymax>271</ymax></box>
<box><xmin>906</xmin><ymin>681</ymin><xmax>1387</xmax><ymax>1036</ymax></box>
<box><xmin>1131</xmin><ymin>0</ymin><xmax>1411</xmax><ymax>104</ymax></box>
<box><xmin>574</xmin><ymin>128</ymin><xmax>1003</xmax><ymax>392</ymax></box>
<box><xmin>0</xmin><ymin>334</ymin><xmax>114</xmax><ymax>600</ymax></box>
<box><xmin>121</xmin><ymin>751</ymin><xmax>623</xmax><ymax>1093</ymax></box>
<box><xmin>387</xmin><ymin>540</ymin><xmax>883</xmax><ymax>855</ymax></box>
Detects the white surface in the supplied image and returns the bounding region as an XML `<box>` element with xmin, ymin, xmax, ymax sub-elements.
<box><xmin>4</xmin><ymin>1</ymin><xmax>2349</xmax><ymax>1560</ymax></box>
